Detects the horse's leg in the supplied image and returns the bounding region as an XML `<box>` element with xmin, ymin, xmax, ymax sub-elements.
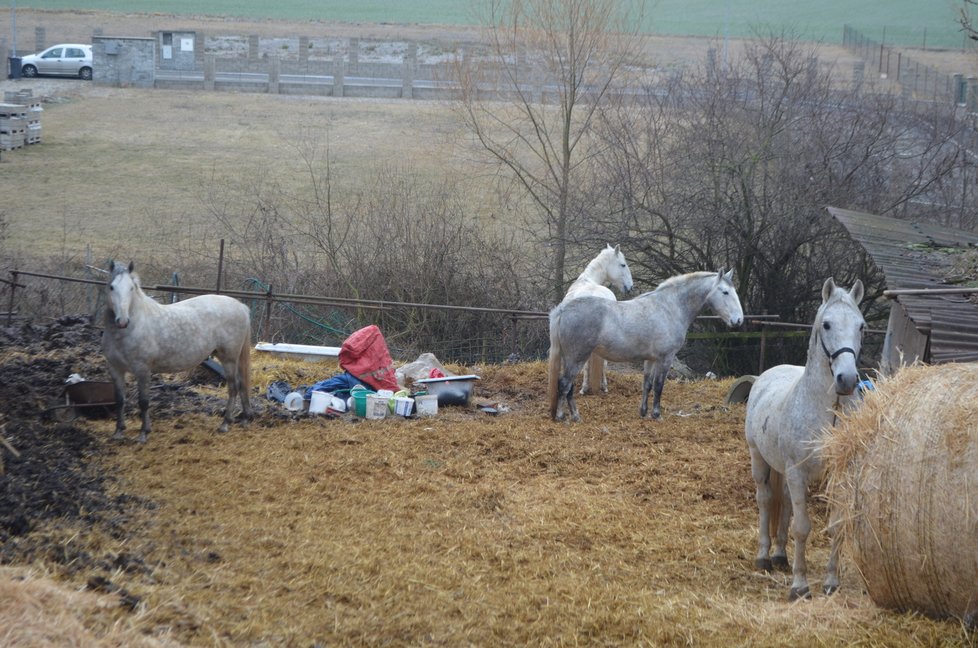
<box><xmin>772</xmin><ymin>478</ymin><xmax>791</xmax><ymax>571</ymax></box>
<box><xmin>785</xmin><ymin>468</ymin><xmax>813</xmax><ymax>600</ymax></box>
<box><xmin>823</xmin><ymin>506</ymin><xmax>842</xmax><ymax>595</ymax></box>
<box><xmin>135</xmin><ymin>370</ymin><xmax>152</xmax><ymax>444</ymax></box>
<box><xmin>639</xmin><ymin>362</ymin><xmax>652</xmax><ymax>417</ymax></box>
<box><xmin>108</xmin><ymin>364</ymin><xmax>127</xmax><ymax>441</ymax></box>
<box><xmin>560</xmin><ymin>358</ymin><xmax>586</xmax><ymax>422</ymax></box>
<box><xmin>600</xmin><ymin>358</ymin><xmax>608</xmax><ymax>393</ymax></box>
<box><xmin>641</xmin><ymin>360</ymin><xmax>668</xmax><ymax>419</ymax></box>
<box><xmin>749</xmin><ymin>448</ymin><xmax>775</xmax><ymax>571</ymax></box>
<box><xmin>580</xmin><ymin>357</ymin><xmax>590</xmax><ymax>395</ymax></box>
<box><xmin>219</xmin><ymin>358</ymin><xmax>237</xmax><ymax>434</ymax></box>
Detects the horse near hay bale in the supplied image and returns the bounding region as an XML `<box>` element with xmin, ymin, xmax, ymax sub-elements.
<box><xmin>825</xmin><ymin>362</ymin><xmax>978</xmax><ymax>626</ymax></box>
<box><xmin>744</xmin><ymin>277</ymin><xmax>865</xmax><ymax>600</ymax></box>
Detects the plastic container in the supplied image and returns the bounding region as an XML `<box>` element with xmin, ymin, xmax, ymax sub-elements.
<box><xmin>351</xmin><ymin>389</ymin><xmax>373</xmax><ymax>417</ymax></box>
<box><xmin>309</xmin><ymin>390</ymin><xmax>330</xmax><ymax>414</ymax></box>
<box><xmin>393</xmin><ymin>396</ymin><xmax>414</xmax><ymax>417</ymax></box>
<box><xmin>414</xmin><ymin>375</ymin><xmax>480</xmax><ymax>406</ymax></box>
<box><xmin>365</xmin><ymin>393</ymin><xmax>388</xmax><ymax>419</ymax></box>
<box><xmin>415</xmin><ymin>393</ymin><xmax>439</xmax><ymax>417</ymax></box>
<box><xmin>284</xmin><ymin>391</ymin><xmax>305</xmax><ymax>412</ymax></box>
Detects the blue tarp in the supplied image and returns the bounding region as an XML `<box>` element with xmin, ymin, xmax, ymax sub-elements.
<box><xmin>304</xmin><ymin>371</ymin><xmax>367</xmax><ymax>400</ymax></box>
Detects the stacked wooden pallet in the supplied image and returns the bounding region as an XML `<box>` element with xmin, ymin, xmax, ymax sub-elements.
<box><xmin>1</xmin><ymin>89</ymin><xmax>43</xmax><ymax>150</ymax></box>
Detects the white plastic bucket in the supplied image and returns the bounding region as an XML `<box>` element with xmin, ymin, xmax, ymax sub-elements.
<box><xmin>284</xmin><ymin>391</ymin><xmax>305</xmax><ymax>412</ymax></box>
<box><xmin>415</xmin><ymin>394</ymin><xmax>438</xmax><ymax>417</ymax></box>
<box><xmin>393</xmin><ymin>396</ymin><xmax>414</xmax><ymax>417</ymax></box>
<box><xmin>309</xmin><ymin>390</ymin><xmax>330</xmax><ymax>414</ymax></box>
<box><xmin>365</xmin><ymin>393</ymin><xmax>388</xmax><ymax>419</ymax></box>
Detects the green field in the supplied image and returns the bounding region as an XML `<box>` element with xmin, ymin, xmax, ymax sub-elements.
<box><xmin>11</xmin><ymin>0</ymin><xmax>969</xmax><ymax>48</ymax></box>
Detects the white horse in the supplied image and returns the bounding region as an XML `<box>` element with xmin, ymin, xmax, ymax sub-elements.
<box><xmin>101</xmin><ymin>261</ymin><xmax>253</xmax><ymax>443</ymax></box>
<box><xmin>548</xmin><ymin>270</ymin><xmax>743</xmax><ymax>422</ymax></box>
<box><xmin>744</xmin><ymin>277</ymin><xmax>865</xmax><ymax>600</ymax></box>
<box><xmin>560</xmin><ymin>244</ymin><xmax>634</xmax><ymax>395</ymax></box>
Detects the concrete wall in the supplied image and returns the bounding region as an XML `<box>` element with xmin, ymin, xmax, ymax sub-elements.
<box><xmin>156</xmin><ymin>30</ymin><xmax>197</xmax><ymax>71</ymax></box>
<box><xmin>92</xmin><ymin>36</ymin><xmax>155</xmax><ymax>88</ymax></box>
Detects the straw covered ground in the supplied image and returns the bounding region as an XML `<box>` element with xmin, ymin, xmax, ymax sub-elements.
<box><xmin>0</xmin><ymin>317</ymin><xmax>974</xmax><ymax>646</ymax></box>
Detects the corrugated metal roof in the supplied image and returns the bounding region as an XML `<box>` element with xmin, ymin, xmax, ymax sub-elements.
<box><xmin>828</xmin><ymin>206</ymin><xmax>978</xmax><ymax>364</ymax></box>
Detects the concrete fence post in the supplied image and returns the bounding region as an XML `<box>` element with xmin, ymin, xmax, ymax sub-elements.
<box><xmin>954</xmin><ymin>73</ymin><xmax>965</xmax><ymax>105</ymax></box>
<box><xmin>349</xmin><ymin>38</ymin><xmax>359</xmax><ymax>74</ymax></box>
<box><xmin>268</xmin><ymin>56</ymin><xmax>280</xmax><ymax>94</ymax></box>
<box><xmin>968</xmin><ymin>77</ymin><xmax>978</xmax><ymax>113</ymax></box>
<box><xmin>204</xmin><ymin>54</ymin><xmax>215</xmax><ymax>91</ymax></box>
<box><xmin>195</xmin><ymin>30</ymin><xmax>205</xmax><ymax>69</ymax></box>
<box><xmin>333</xmin><ymin>58</ymin><xmax>345</xmax><ymax>97</ymax></box>
<box><xmin>35</xmin><ymin>27</ymin><xmax>45</xmax><ymax>52</ymax></box>
<box><xmin>402</xmin><ymin>42</ymin><xmax>417</xmax><ymax>98</ymax></box>
<box><xmin>248</xmin><ymin>34</ymin><xmax>259</xmax><ymax>61</ymax></box>
<box><xmin>299</xmin><ymin>36</ymin><xmax>309</xmax><ymax>63</ymax></box>
<box><xmin>852</xmin><ymin>60</ymin><xmax>865</xmax><ymax>90</ymax></box>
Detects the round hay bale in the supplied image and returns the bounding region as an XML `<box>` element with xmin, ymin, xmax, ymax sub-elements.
<box><xmin>824</xmin><ymin>363</ymin><xmax>978</xmax><ymax>625</ymax></box>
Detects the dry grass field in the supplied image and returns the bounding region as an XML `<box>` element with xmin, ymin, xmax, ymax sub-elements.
<box><xmin>2</xmin><ymin>343</ymin><xmax>971</xmax><ymax>647</ymax></box>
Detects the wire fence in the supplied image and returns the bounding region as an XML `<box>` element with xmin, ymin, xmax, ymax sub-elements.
<box><xmin>842</xmin><ymin>24</ymin><xmax>975</xmax><ymax>105</ymax></box>
<box><xmin>4</xmin><ymin>267</ymin><xmax>889</xmax><ymax>378</ymax></box>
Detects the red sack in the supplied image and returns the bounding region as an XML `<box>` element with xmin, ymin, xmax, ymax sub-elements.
<box><xmin>339</xmin><ymin>325</ymin><xmax>400</xmax><ymax>391</ymax></box>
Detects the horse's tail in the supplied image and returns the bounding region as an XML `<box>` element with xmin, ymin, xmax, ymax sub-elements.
<box><xmin>547</xmin><ymin>304</ymin><xmax>563</xmax><ymax>420</ymax></box>
<box><xmin>769</xmin><ymin>469</ymin><xmax>785</xmax><ymax>541</ymax></box>
<box><xmin>238</xmin><ymin>327</ymin><xmax>252</xmax><ymax>410</ymax></box>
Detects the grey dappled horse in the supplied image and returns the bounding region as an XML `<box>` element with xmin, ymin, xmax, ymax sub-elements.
<box><xmin>548</xmin><ymin>270</ymin><xmax>743</xmax><ymax>422</ymax></box>
<box><xmin>744</xmin><ymin>277</ymin><xmax>865</xmax><ymax>600</ymax></box>
<box><xmin>560</xmin><ymin>244</ymin><xmax>634</xmax><ymax>395</ymax></box>
<box><xmin>101</xmin><ymin>261</ymin><xmax>253</xmax><ymax>443</ymax></box>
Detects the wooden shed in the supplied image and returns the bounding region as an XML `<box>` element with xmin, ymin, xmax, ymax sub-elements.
<box><xmin>829</xmin><ymin>206</ymin><xmax>978</xmax><ymax>373</ymax></box>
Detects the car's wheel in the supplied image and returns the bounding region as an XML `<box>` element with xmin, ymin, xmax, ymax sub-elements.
<box><xmin>22</xmin><ymin>64</ymin><xmax>37</xmax><ymax>78</ymax></box>
<box><xmin>79</xmin><ymin>66</ymin><xmax>92</xmax><ymax>81</ymax></box>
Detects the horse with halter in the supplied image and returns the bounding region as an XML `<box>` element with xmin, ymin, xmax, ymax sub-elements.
<box><xmin>548</xmin><ymin>270</ymin><xmax>743</xmax><ymax>422</ymax></box>
<box><xmin>560</xmin><ymin>244</ymin><xmax>634</xmax><ymax>394</ymax></box>
<box><xmin>744</xmin><ymin>277</ymin><xmax>865</xmax><ymax>600</ymax></box>
<box><xmin>101</xmin><ymin>261</ymin><xmax>253</xmax><ymax>443</ymax></box>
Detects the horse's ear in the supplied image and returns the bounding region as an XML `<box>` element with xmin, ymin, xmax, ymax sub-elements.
<box><xmin>108</xmin><ymin>260</ymin><xmax>115</xmax><ymax>273</ymax></box>
<box><xmin>128</xmin><ymin>260</ymin><xmax>135</xmax><ymax>273</ymax></box>
<box><xmin>822</xmin><ymin>277</ymin><xmax>837</xmax><ymax>302</ymax></box>
<box><xmin>613</xmin><ymin>244</ymin><xmax>620</xmax><ymax>254</ymax></box>
<box><xmin>849</xmin><ymin>279</ymin><xmax>864</xmax><ymax>304</ymax></box>
<box><xmin>723</xmin><ymin>269</ymin><xmax>733</xmax><ymax>282</ymax></box>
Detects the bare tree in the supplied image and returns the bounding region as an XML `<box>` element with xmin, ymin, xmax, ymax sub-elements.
<box><xmin>590</xmin><ymin>34</ymin><xmax>970</xmax><ymax>369</ymax></box>
<box><xmin>960</xmin><ymin>0</ymin><xmax>978</xmax><ymax>41</ymax></box>
<box><xmin>453</xmin><ymin>0</ymin><xmax>645</xmax><ymax>301</ymax></box>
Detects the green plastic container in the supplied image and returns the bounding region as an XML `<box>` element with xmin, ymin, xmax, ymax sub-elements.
<box><xmin>351</xmin><ymin>388</ymin><xmax>375</xmax><ymax>417</ymax></box>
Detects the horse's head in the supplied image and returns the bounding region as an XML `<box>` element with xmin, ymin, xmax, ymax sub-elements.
<box><xmin>816</xmin><ymin>277</ymin><xmax>866</xmax><ymax>395</ymax></box>
<box><xmin>603</xmin><ymin>244</ymin><xmax>634</xmax><ymax>295</ymax></box>
<box><xmin>107</xmin><ymin>260</ymin><xmax>138</xmax><ymax>329</ymax></box>
<box><xmin>707</xmin><ymin>269</ymin><xmax>744</xmax><ymax>328</ymax></box>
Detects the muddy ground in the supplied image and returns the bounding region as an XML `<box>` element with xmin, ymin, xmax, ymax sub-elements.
<box><xmin>0</xmin><ymin>316</ymin><xmax>223</xmax><ymax>575</ymax></box>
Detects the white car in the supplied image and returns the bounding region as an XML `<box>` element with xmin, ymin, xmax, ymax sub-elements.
<box><xmin>20</xmin><ymin>44</ymin><xmax>93</xmax><ymax>80</ymax></box>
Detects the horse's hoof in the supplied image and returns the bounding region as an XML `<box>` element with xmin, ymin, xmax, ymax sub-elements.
<box><xmin>137</xmin><ymin>433</ymin><xmax>147</xmax><ymax>444</ymax></box>
<box><xmin>755</xmin><ymin>557</ymin><xmax>773</xmax><ymax>572</ymax></box>
<box><xmin>111</xmin><ymin>431</ymin><xmax>125</xmax><ymax>442</ymax></box>
<box><xmin>823</xmin><ymin>583</ymin><xmax>839</xmax><ymax>596</ymax></box>
<box><xmin>789</xmin><ymin>586</ymin><xmax>812</xmax><ymax>601</ymax></box>
<box><xmin>570</xmin><ymin>414</ymin><xmax>581</xmax><ymax>423</ymax></box>
<box><xmin>218</xmin><ymin>423</ymin><xmax>229</xmax><ymax>434</ymax></box>
<box><xmin>772</xmin><ymin>555</ymin><xmax>790</xmax><ymax>571</ymax></box>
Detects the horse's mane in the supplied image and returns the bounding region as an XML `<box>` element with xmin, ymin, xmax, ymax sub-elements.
<box><xmin>635</xmin><ymin>271</ymin><xmax>716</xmax><ymax>298</ymax></box>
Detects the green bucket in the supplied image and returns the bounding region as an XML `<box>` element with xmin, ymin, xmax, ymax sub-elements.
<box><xmin>351</xmin><ymin>388</ymin><xmax>374</xmax><ymax>417</ymax></box>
